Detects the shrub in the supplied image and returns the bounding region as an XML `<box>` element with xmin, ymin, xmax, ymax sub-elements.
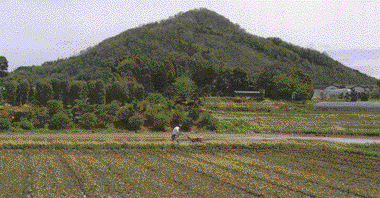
<box><xmin>151</xmin><ymin>112</ymin><xmax>171</xmax><ymax>131</ymax></box>
<box><xmin>359</xmin><ymin>92</ymin><xmax>369</xmax><ymax>101</ymax></box>
<box><xmin>13</xmin><ymin>110</ymin><xmax>33</xmax><ymax>122</ymax></box>
<box><xmin>350</xmin><ymin>89</ymin><xmax>358</xmax><ymax>102</ymax></box>
<box><xmin>48</xmin><ymin>112</ymin><xmax>71</xmax><ymax>130</ymax></box>
<box><xmin>171</xmin><ymin>110</ymin><xmax>193</xmax><ymax>131</ymax></box>
<box><xmin>0</xmin><ymin>118</ymin><xmax>11</xmax><ymax>130</ymax></box>
<box><xmin>188</xmin><ymin>107</ymin><xmax>203</xmax><ymax>121</ymax></box>
<box><xmin>71</xmin><ymin>99</ymin><xmax>95</xmax><ymax>118</ymax></box>
<box><xmin>96</xmin><ymin>100</ymin><xmax>121</xmax><ymax>116</ymax></box>
<box><xmin>32</xmin><ymin>108</ymin><xmax>49</xmax><ymax>128</ymax></box>
<box><xmin>199</xmin><ymin>112</ymin><xmax>218</xmax><ymax>131</ymax></box>
<box><xmin>47</xmin><ymin>100</ymin><xmax>63</xmax><ymax>117</ymax></box>
<box><xmin>114</xmin><ymin>105</ymin><xmax>135</xmax><ymax>128</ymax></box>
<box><xmin>96</xmin><ymin>113</ymin><xmax>114</xmax><ymax>128</ymax></box>
<box><xmin>146</xmin><ymin>93</ymin><xmax>167</xmax><ymax>104</ymax></box>
<box><xmin>127</xmin><ymin>114</ymin><xmax>145</xmax><ymax>131</ymax></box>
<box><xmin>14</xmin><ymin>120</ymin><xmax>34</xmax><ymax>130</ymax></box>
<box><xmin>78</xmin><ymin>113</ymin><xmax>97</xmax><ymax>129</ymax></box>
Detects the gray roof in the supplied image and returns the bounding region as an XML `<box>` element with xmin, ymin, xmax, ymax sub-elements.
<box><xmin>234</xmin><ymin>91</ymin><xmax>261</xmax><ymax>94</ymax></box>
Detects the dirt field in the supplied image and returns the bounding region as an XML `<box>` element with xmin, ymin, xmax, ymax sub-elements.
<box><xmin>1</xmin><ymin>146</ymin><xmax>380</xmax><ymax>197</ymax></box>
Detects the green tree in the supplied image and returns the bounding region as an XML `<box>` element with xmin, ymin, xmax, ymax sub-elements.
<box><xmin>16</xmin><ymin>80</ymin><xmax>30</xmax><ymax>105</ymax></box>
<box><xmin>292</xmin><ymin>70</ymin><xmax>312</xmax><ymax>85</ymax></box>
<box><xmin>28</xmin><ymin>85</ymin><xmax>35</xmax><ymax>104</ymax></box>
<box><xmin>172</xmin><ymin>76</ymin><xmax>197</xmax><ymax>103</ymax></box>
<box><xmin>60</xmin><ymin>81</ymin><xmax>70</xmax><ymax>106</ymax></box>
<box><xmin>68</xmin><ymin>81</ymin><xmax>88</xmax><ymax>105</ymax></box>
<box><xmin>267</xmin><ymin>74</ymin><xmax>299</xmax><ymax>100</ymax></box>
<box><xmin>106</xmin><ymin>81</ymin><xmax>129</xmax><ymax>104</ymax></box>
<box><xmin>191</xmin><ymin>64</ymin><xmax>217</xmax><ymax>89</ymax></box>
<box><xmin>255</xmin><ymin>67</ymin><xmax>279</xmax><ymax>97</ymax></box>
<box><xmin>88</xmin><ymin>80</ymin><xmax>106</xmax><ymax>105</ymax></box>
<box><xmin>0</xmin><ymin>56</ymin><xmax>8</xmax><ymax>77</ymax></box>
<box><xmin>293</xmin><ymin>83</ymin><xmax>314</xmax><ymax>102</ymax></box>
<box><xmin>51</xmin><ymin>78</ymin><xmax>62</xmax><ymax>101</ymax></box>
<box><xmin>47</xmin><ymin>100</ymin><xmax>64</xmax><ymax>117</ymax></box>
<box><xmin>35</xmin><ymin>80</ymin><xmax>53</xmax><ymax>106</ymax></box>
<box><xmin>4</xmin><ymin>81</ymin><xmax>17</xmax><ymax>105</ymax></box>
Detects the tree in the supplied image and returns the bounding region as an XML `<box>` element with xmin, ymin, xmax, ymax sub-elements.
<box><xmin>88</xmin><ymin>80</ymin><xmax>106</xmax><ymax>105</ymax></box>
<box><xmin>16</xmin><ymin>80</ymin><xmax>30</xmax><ymax>105</ymax></box>
<box><xmin>60</xmin><ymin>81</ymin><xmax>70</xmax><ymax>106</ymax></box>
<box><xmin>191</xmin><ymin>64</ymin><xmax>217</xmax><ymax>89</ymax></box>
<box><xmin>51</xmin><ymin>78</ymin><xmax>62</xmax><ymax>101</ymax></box>
<box><xmin>255</xmin><ymin>67</ymin><xmax>279</xmax><ymax>97</ymax></box>
<box><xmin>106</xmin><ymin>81</ymin><xmax>130</xmax><ymax>104</ymax></box>
<box><xmin>230</xmin><ymin>68</ymin><xmax>250</xmax><ymax>91</ymax></box>
<box><xmin>4</xmin><ymin>81</ymin><xmax>17</xmax><ymax>105</ymax></box>
<box><xmin>172</xmin><ymin>76</ymin><xmax>197</xmax><ymax>103</ymax></box>
<box><xmin>68</xmin><ymin>81</ymin><xmax>88</xmax><ymax>105</ymax></box>
<box><xmin>35</xmin><ymin>80</ymin><xmax>53</xmax><ymax>106</ymax></box>
<box><xmin>0</xmin><ymin>56</ymin><xmax>8</xmax><ymax>77</ymax></box>
<box><xmin>267</xmin><ymin>74</ymin><xmax>298</xmax><ymax>100</ymax></box>
<box><xmin>293</xmin><ymin>83</ymin><xmax>314</xmax><ymax>102</ymax></box>
<box><xmin>292</xmin><ymin>70</ymin><xmax>312</xmax><ymax>85</ymax></box>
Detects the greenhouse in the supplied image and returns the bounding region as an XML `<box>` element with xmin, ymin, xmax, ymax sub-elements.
<box><xmin>314</xmin><ymin>102</ymin><xmax>380</xmax><ymax>112</ymax></box>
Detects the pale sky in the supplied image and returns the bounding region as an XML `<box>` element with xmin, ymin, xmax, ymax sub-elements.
<box><xmin>1</xmin><ymin>0</ymin><xmax>379</xmax><ymax>78</ymax></box>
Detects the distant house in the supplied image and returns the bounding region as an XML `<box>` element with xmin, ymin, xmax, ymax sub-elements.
<box><xmin>312</xmin><ymin>83</ymin><xmax>379</xmax><ymax>98</ymax></box>
<box><xmin>234</xmin><ymin>91</ymin><xmax>262</xmax><ymax>99</ymax></box>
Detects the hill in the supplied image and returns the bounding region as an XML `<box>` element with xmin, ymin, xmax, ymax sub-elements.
<box><xmin>10</xmin><ymin>8</ymin><xmax>377</xmax><ymax>86</ymax></box>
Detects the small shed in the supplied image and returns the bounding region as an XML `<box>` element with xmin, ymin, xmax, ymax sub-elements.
<box><xmin>234</xmin><ymin>91</ymin><xmax>262</xmax><ymax>99</ymax></box>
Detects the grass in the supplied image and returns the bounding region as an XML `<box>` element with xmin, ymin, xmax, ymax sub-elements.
<box><xmin>204</xmin><ymin>97</ymin><xmax>380</xmax><ymax>136</ymax></box>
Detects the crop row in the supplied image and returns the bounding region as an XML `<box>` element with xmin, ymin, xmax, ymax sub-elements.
<box><xmin>0</xmin><ymin>148</ymin><xmax>378</xmax><ymax>197</ymax></box>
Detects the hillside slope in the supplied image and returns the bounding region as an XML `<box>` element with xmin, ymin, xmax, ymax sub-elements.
<box><xmin>11</xmin><ymin>8</ymin><xmax>377</xmax><ymax>85</ymax></box>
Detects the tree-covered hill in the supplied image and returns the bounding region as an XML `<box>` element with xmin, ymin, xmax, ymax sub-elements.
<box><xmin>9</xmin><ymin>8</ymin><xmax>377</xmax><ymax>85</ymax></box>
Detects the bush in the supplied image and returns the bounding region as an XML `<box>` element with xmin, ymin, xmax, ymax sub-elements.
<box><xmin>359</xmin><ymin>92</ymin><xmax>369</xmax><ymax>101</ymax></box>
<box><xmin>96</xmin><ymin>113</ymin><xmax>114</xmax><ymax>128</ymax></box>
<box><xmin>127</xmin><ymin>114</ymin><xmax>145</xmax><ymax>131</ymax></box>
<box><xmin>71</xmin><ymin>99</ymin><xmax>95</xmax><ymax>118</ymax></box>
<box><xmin>13</xmin><ymin>110</ymin><xmax>33</xmax><ymax>122</ymax></box>
<box><xmin>32</xmin><ymin>108</ymin><xmax>49</xmax><ymax>128</ymax></box>
<box><xmin>0</xmin><ymin>118</ymin><xmax>11</xmax><ymax>130</ymax></box>
<box><xmin>188</xmin><ymin>107</ymin><xmax>203</xmax><ymax>121</ymax></box>
<box><xmin>78</xmin><ymin>113</ymin><xmax>97</xmax><ymax>129</ymax></box>
<box><xmin>114</xmin><ymin>105</ymin><xmax>135</xmax><ymax>128</ymax></box>
<box><xmin>96</xmin><ymin>100</ymin><xmax>121</xmax><ymax>116</ymax></box>
<box><xmin>47</xmin><ymin>100</ymin><xmax>63</xmax><ymax>117</ymax></box>
<box><xmin>48</xmin><ymin>112</ymin><xmax>71</xmax><ymax>130</ymax></box>
<box><xmin>12</xmin><ymin>120</ymin><xmax>34</xmax><ymax>130</ymax></box>
<box><xmin>171</xmin><ymin>110</ymin><xmax>193</xmax><ymax>131</ymax></box>
<box><xmin>18</xmin><ymin>120</ymin><xmax>34</xmax><ymax>130</ymax></box>
<box><xmin>151</xmin><ymin>112</ymin><xmax>171</xmax><ymax>131</ymax></box>
<box><xmin>199</xmin><ymin>112</ymin><xmax>218</xmax><ymax>131</ymax></box>
<box><xmin>146</xmin><ymin>93</ymin><xmax>167</xmax><ymax>104</ymax></box>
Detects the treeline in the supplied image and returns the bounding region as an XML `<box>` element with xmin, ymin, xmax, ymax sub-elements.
<box><xmin>2</xmin><ymin>78</ymin><xmax>141</xmax><ymax>107</ymax></box>
<box><xmin>0</xmin><ymin>76</ymin><xmax>218</xmax><ymax>132</ymax></box>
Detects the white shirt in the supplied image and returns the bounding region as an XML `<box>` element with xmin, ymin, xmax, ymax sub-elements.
<box><xmin>172</xmin><ymin>126</ymin><xmax>180</xmax><ymax>135</ymax></box>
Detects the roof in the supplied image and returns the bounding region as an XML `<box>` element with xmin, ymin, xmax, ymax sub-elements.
<box><xmin>234</xmin><ymin>91</ymin><xmax>261</xmax><ymax>94</ymax></box>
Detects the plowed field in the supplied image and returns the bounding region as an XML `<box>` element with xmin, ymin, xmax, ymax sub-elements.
<box><xmin>1</xmin><ymin>147</ymin><xmax>379</xmax><ymax>197</ymax></box>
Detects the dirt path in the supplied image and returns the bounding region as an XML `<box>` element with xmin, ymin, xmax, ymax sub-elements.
<box><xmin>0</xmin><ymin>132</ymin><xmax>379</xmax><ymax>144</ymax></box>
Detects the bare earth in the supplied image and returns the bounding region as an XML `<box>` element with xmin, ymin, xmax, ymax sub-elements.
<box><xmin>0</xmin><ymin>132</ymin><xmax>379</xmax><ymax>145</ymax></box>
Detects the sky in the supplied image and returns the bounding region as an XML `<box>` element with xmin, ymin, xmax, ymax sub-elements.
<box><xmin>1</xmin><ymin>0</ymin><xmax>379</xmax><ymax>78</ymax></box>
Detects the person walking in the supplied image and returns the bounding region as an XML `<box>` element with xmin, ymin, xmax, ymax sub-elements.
<box><xmin>171</xmin><ymin>124</ymin><xmax>182</xmax><ymax>143</ymax></box>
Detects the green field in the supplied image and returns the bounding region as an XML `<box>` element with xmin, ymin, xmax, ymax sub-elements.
<box><xmin>1</xmin><ymin>141</ymin><xmax>379</xmax><ymax>197</ymax></box>
<box><xmin>204</xmin><ymin>97</ymin><xmax>380</xmax><ymax>136</ymax></box>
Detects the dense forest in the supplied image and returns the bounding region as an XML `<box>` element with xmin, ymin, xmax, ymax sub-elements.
<box><xmin>5</xmin><ymin>8</ymin><xmax>378</xmax><ymax>87</ymax></box>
